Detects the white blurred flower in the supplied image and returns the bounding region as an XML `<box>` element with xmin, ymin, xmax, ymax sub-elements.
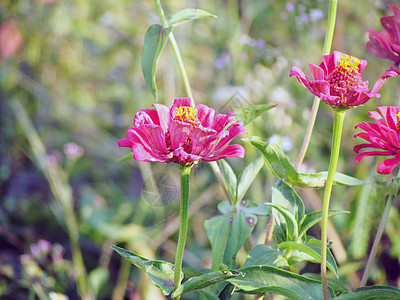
<box><xmin>268</xmin><ymin>134</ymin><xmax>293</xmax><ymax>152</ymax></box>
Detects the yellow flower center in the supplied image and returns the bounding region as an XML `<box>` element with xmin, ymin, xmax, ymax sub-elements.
<box><xmin>337</xmin><ymin>55</ymin><xmax>361</xmax><ymax>73</ymax></box>
<box><xmin>396</xmin><ymin>112</ymin><xmax>400</xmax><ymax>130</ymax></box>
<box><xmin>174</xmin><ymin>106</ymin><xmax>200</xmax><ymax>126</ymax></box>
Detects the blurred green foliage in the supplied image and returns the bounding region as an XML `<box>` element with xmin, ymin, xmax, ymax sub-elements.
<box><xmin>1</xmin><ymin>0</ymin><xmax>400</xmax><ymax>299</ymax></box>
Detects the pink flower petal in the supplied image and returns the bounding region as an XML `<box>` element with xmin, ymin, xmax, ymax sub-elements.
<box><xmin>170</xmin><ymin>97</ymin><xmax>193</xmax><ymax>120</ymax></box>
<box><xmin>172</xmin><ymin>147</ymin><xmax>202</xmax><ymax>164</ymax></box>
<box><xmin>196</xmin><ymin>104</ymin><xmax>215</xmax><ymax>127</ymax></box>
<box><xmin>169</xmin><ymin>120</ymin><xmax>192</xmax><ymax>149</ymax></box>
<box><xmin>153</xmin><ymin>103</ymin><xmax>170</xmax><ymax>132</ymax></box>
<box><xmin>213</xmin><ymin>121</ymin><xmax>247</xmax><ymax>153</ymax></box>
<box><xmin>377</xmin><ymin>152</ymin><xmax>400</xmax><ymax>174</ymax></box>
<box><xmin>132</xmin><ymin>143</ymin><xmax>168</xmax><ymax>162</ymax></box>
<box><xmin>134</xmin><ymin>109</ymin><xmax>160</xmax><ymax>127</ymax></box>
<box><xmin>203</xmin><ymin>144</ymin><xmax>245</xmax><ymax>161</ymax></box>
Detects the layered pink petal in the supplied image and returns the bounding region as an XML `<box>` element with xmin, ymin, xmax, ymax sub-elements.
<box><xmin>377</xmin><ymin>152</ymin><xmax>400</xmax><ymax>174</ymax></box>
<box><xmin>170</xmin><ymin>97</ymin><xmax>193</xmax><ymax>120</ymax></box>
<box><xmin>134</xmin><ymin>109</ymin><xmax>160</xmax><ymax>127</ymax></box>
<box><xmin>153</xmin><ymin>103</ymin><xmax>170</xmax><ymax>133</ymax></box>
<box><xmin>169</xmin><ymin>120</ymin><xmax>193</xmax><ymax>149</ymax></box>
<box><xmin>203</xmin><ymin>144</ymin><xmax>245</xmax><ymax>161</ymax></box>
<box><xmin>172</xmin><ymin>147</ymin><xmax>202</xmax><ymax>164</ymax></box>
<box><xmin>132</xmin><ymin>143</ymin><xmax>168</xmax><ymax>163</ymax></box>
<box><xmin>213</xmin><ymin>121</ymin><xmax>247</xmax><ymax>153</ymax></box>
<box><xmin>196</xmin><ymin>104</ymin><xmax>215</xmax><ymax>127</ymax></box>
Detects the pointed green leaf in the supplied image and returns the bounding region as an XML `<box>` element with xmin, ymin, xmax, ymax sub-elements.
<box><xmin>117</xmin><ymin>153</ymin><xmax>134</xmax><ymax>163</ymax></box>
<box><xmin>142</xmin><ymin>24</ymin><xmax>172</xmax><ymax>98</ymax></box>
<box><xmin>217</xmin><ymin>159</ymin><xmax>237</xmax><ymax>203</ymax></box>
<box><xmin>278</xmin><ymin>239</ymin><xmax>339</xmax><ymax>278</ymax></box>
<box><xmin>171</xmin><ymin>270</ymin><xmax>238</xmax><ymax>298</ymax></box>
<box><xmin>227</xmin><ymin>265</ymin><xmax>335</xmax><ymax>299</ymax></box>
<box><xmin>237</xmin><ymin>156</ymin><xmax>264</xmax><ymax>203</ymax></box>
<box><xmin>298</xmin><ymin>210</ymin><xmax>350</xmax><ymax>240</ymax></box>
<box><xmin>168</xmin><ymin>8</ymin><xmax>217</xmax><ymax>27</ymax></box>
<box><xmin>112</xmin><ymin>245</ymin><xmax>177</xmax><ymax>295</ymax></box>
<box><xmin>267</xmin><ymin>203</ymin><xmax>298</xmax><ymax>241</ymax></box>
<box><xmin>296</xmin><ymin>172</ymin><xmax>366</xmax><ymax>188</ymax></box>
<box><xmin>244</xmin><ymin>244</ymin><xmax>288</xmax><ymax>268</ymax></box>
<box><xmin>244</xmin><ymin>137</ymin><xmax>298</xmax><ymax>181</ymax></box>
<box><xmin>217</xmin><ymin>201</ymin><xmax>232</xmax><ymax>215</ymax></box>
<box><xmin>223</xmin><ymin>212</ymin><xmax>256</xmax><ymax>268</ymax></box>
<box><xmin>235</xmin><ymin>104</ymin><xmax>276</xmax><ymax>126</ymax></box>
<box><xmin>204</xmin><ymin>215</ymin><xmax>231</xmax><ymax>271</ymax></box>
<box><xmin>272</xmin><ymin>180</ymin><xmax>305</xmax><ymax>222</ymax></box>
<box><xmin>336</xmin><ymin>286</ymin><xmax>400</xmax><ymax>299</ymax></box>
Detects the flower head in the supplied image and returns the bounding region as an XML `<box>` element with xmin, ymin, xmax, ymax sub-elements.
<box><xmin>118</xmin><ymin>98</ymin><xmax>247</xmax><ymax>164</ymax></box>
<box><xmin>366</xmin><ymin>4</ymin><xmax>400</xmax><ymax>73</ymax></box>
<box><xmin>290</xmin><ymin>51</ymin><xmax>397</xmax><ymax>108</ymax></box>
<box><xmin>354</xmin><ymin>106</ymin><xmax>400</xmax><ymax>174</ymax></box>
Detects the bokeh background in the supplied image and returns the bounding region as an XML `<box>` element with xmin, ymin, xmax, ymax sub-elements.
<box><xmin>1</xmin><ymin>0</ymin><xmax>400</xmax><ymax>299</ymax></box>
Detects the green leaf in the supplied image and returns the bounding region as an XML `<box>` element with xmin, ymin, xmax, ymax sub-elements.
<box><xmin>167</xmin><ymin>8</ymin><xmax>217</xmax><ymax>27</ymax></box>
<box><xmin>272</xmin><ymin>180</ymin><xmax>305</xmax><ymax>221</ymax></box>
<box><xmin>298</xmin><ymin>210</ymin><xmax>350</xmax><ymax>240</ymax></box>
<box><xmin>267</xmin><ymin>203</ymin><xmax>298</xmax><ymax>241</ymax></box>
<box><xmin>243</xmin><ymin>244</ymin><xmax>288</xmax><ymax>268</ymax></box>
<box><xmin>223</xmin><ymin>212</ymin><xmax>256</xmax><ymax>268</ymax></box>
<box><xmin>244</xmin><ymin>137</ymin><xmax>298</xmax><ymax>181</ymax></box>
<box><xmin>336</xmin><ymin>286</ymin><xmax>400</xmax><ymax>299</ymax></box>
<box><xmin>237</xmin><ymin>156</ymin><xmax>264</xmax><ymax>203</ymax></box>
<box><xmin>235</xmin><ymin>104</ymin><xmax>276</xmax><ymax>126</ymax></box>
<box><xmin>142</xmin><ymin>24</ymin><xmax>172</xmax><ymax>98</ymax></box>
<box><xmin>278</xmin><ymin>239</ymin><xmax>339</xmax><ymax>278</ymax></box>
<box><xmin>171</xmin><ymin>270</ymin><xmax>238</xmax><ymax>298</ymax></box>
<box><xmin>217</xmin><ymin>201</ymin><xmax>232</xmax><ymax>215</ymax></box>
<box><xmin>302</xmin><ymin>273</ymin><xmax>347</xmax><ymax>296</ymax></box>
<box><xmin>111</xmin><ymin>245</ymin><xmax>178</xmax><ymax>295</ymax></box>
<box><xmin>89</xmin><ymin>267</ymin><xmax>109</xmax><ymax>296</ymax></box>
<box><xmin>296</xmin><ymin>172</ymin><xmax>366</xmax><ymax>188</ymax></box>
<box><xmin>227</xmin><ymin>265</ymin><xmax>334</xmax><ymax>299</ymax></box>
<box><xmin>204</xmin><ymin>215</ymin><xmax>231</xmax><ymax>271</ymax></box>
<box><xmin>217</xmin><ymin>159</ymin><xmax>237</xmax><ymax>203</ymax></box>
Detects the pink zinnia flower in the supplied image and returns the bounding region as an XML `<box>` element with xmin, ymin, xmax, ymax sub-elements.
<box><xmin>366</xmin><ymin>4</ymin><xmax>400</xmax><ymax>73</ymax></box>
<box><xmin>290</xmin><ymin>51</ymin><xmax>397</xmax><ymax>108</ymax></box>
<box><xmin>118</xmin><ymin>98</ymin><xmax>247</xmax><ymax>164</ymax></box>
<box><xmin>354</xmin><ymin>106</ymin><xmax>400</xmax><ymax>174</ymax></box>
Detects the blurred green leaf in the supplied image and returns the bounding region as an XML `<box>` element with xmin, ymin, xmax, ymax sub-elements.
<box><xmin>336</xmin><ymin>286</ymin><xmax>400</xmax><ymax>299</ymax></box>
<box><xmin>243</xmin><ymin>244</ymin><xmax>288</xmax><ymax>268</ymax></box>
<box><xmin>297</xmin><ymin>172</ymin><xmax>366</xmax><ymax>188</ymax></box>
<box><xmin>117</xmin><ymin>153</ymin><xmax>134</xmax><ymax>163</ymax></box>
<box><xmin>112</xmin><ymin>245</ymin><xmax>177</xmax><ymax>295</ymax></box>
<box><xmin>278</xmin><ymin>239</ymin><xmax>339</xmax><ymax>278</ymax></box>
<box><xmin>298</xmin><ymin>210</ymin><xmax>350</xmax><ymax>240</ymax></box>
<box><xmin>237</xmin><ymin>156</ymin><xmax>264</xmax><ymax>203</ymax></box>
<box><xmin>227</xmin><ymin>265</ymin><xmax>334</xmax><ymax>299</ymax></box>
<box><xmin>142</xmin><ymin>24</ymin><xmax>172</xmax><ymax>98</ymax></box>
<box><xmin>235</xmin><ymin>104</ymin><xmax>276</xmax><ymax>126</ymax></box>
<box><xmin>168</xmin><ymin>8</ymin><xmax>217</xmax><ymax>27</ymax></box>
<box><xmin>204</xmin><ymin>215</ymin><xmax>231</xmax><ymax>271</ymax></box>
<box><xmin>217</xmin><ymin>159</ymin><xmax>237</xmax><ymax>203</ymax></box>
<box><xmin>171</xmin><ymin>270</ymin><xmax>238</xmax><ymax>298</ymax></box>
<box><xmin>89</xmin><ymin>267</ymin><xmax>109</xmax><ymax>297</ymax></box>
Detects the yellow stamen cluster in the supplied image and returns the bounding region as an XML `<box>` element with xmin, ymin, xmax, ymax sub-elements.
<box><xmin>338</xmin><ymin>55</ymin><xmax>361</xmax><ymax>73</ymax></box>
<box><xmin>175</xmin><ymin>106</ymin><xmax>200</xmax><ymax>125</ymax></box>
<box><xmin>396</xmin><ymin>112</ymin><xmax>400</xmax><ymax>130</ymax></box>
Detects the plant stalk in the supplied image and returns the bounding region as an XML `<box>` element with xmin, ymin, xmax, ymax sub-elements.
<box><xmin>173</xmin><ymin>164</ymin><xmax>193</xmax><ymax>299</ymax></box>
<box><xmin>294</xmin><ymin>0</ymin><xmax>338</xmax><ymax>170</ymax></box>
<box><xmin>321</xmin><ymin>109</ymin><xmax>346</xmax><ymax>300</ymax></box>
<box><xmin>153</xmin><ymin>0</ymin><xmax>194</xmax><ymax>105</ymax></box>
<box><xmin>360</xmin><ymin>190</ymin><xmax>398</xmax><ymax>286</ymax></box>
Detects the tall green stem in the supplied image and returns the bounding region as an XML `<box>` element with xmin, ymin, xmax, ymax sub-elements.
<box><xmin>173</xmin><ymin>164</ymin><xmax>193</xmax><ymax>299</ymax></box>
<box><xmin>154</xmin><ymin>0</ymin><xmax>194</xmax><ymax>105</ymax></box>
<box><xmin>294</xmin><ymin>0</ymin><xmax>338</xmax><ymax>170</ymax></box>
<box><xmin>321</xmin><ymin>109</ymin><xmax>346</xmax><ymax>300</ymax></box>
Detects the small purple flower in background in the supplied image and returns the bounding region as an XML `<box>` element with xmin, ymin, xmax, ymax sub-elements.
<box><xmin>215</xmin><ymin>52</ymin><xmax>230</xmax><ymax>70</ymax></box>
<box><xmin>290</xmin><ymin>51</ymin><xmax>397</xmax><ymax>108</ymax></box>
<box><xmin>285</xmin><ymin>2</ymin><xmax>295</xmax><ymax>12</ymax></box>
<box><xmin>366</xmin><ymin>4</ymin><xmax>400</xmax><ymax>73</ymax></box>
<box><xmin>31</xmin><ymin>239</ymin><xmax>51</xmax><ymax>259</ymax></box>
<box><xmin>118</xmin><ymin>98</ymin><xmax>247</xmax><ymax>165</ymax></box>
<box><xmin>354</xmin><ymin>106</ymin><xmax>400</xmax><ymax>174</ymax></box>
<box><xmin>309</xmin><ymin>9</ymin><xmax>324</xmax><ymax>22</ymax></box>
<box><xmin>63</xmin><ymin>142</ymin><xmax>84</xmax><ymax>160</ymax></box>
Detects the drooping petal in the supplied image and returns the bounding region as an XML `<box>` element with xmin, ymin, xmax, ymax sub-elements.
<box><xmin>213</xmin><ymin>121</ymin><xmax>248</xmax><ymax>153</ymax></box>
<box><xmin>172</xmin><ymin>147</ymin><xmax>202</xmax><ymax>164</ymax></box>
<box><xmin>308</xmin><ymin>63</ymin><xmax>325</xmax><ymax>80</ymax></box>
<box><xmin>190</xmin><ymin>126</ymin><xmax>217</xmax><ymax>156</ymax></box>
<box><xmin>354</xmin><ymin>150</ymin><xmax>395</xmax><ymax>162</ymax></box>
<box><xmin>138</xmin><ymin>124</ymin><xmax>168</xmax><ymax>153</ymax></box>
<box><xmin>117</xmin><ymin>138</ymin><xmax>133</xmax><ymax>148</ymax></box>
<box><xmin>376</xmin><ymin>152</ymin><xmax>400</xmax><ymax>174</ymax></box>
<box><xmin>132</xmin><ymin>143</ymin><xmax>169</xmax><ymax>163</ymax></box>
<box><xmin>212</xmin><ymin>112</ymin><xmax>236</xmax><ymax>133</ymax></box>
<box><xmin>203</xmin><ymin>144</ymin><xmax>245</xmax><ymax>161</ymax></box>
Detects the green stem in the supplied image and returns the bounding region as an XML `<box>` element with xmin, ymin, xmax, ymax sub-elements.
<box><xmin>294</xmin><ymin>0</ymin><xmax>338</xmax><ymax>171</ymax></box>
<box><xmin>173</xmin><ymin>164</ymin><xmax>193</xmax><ymax>299</ymax></box>
<box><xmin>321</xmin><ymin>109</ymin><xmax>346</xmax><ymax>300</ymax></box>
<box><xmin>153</xmin><ymin>0</ymin><xmax>194</xmax><ymax>105</ymax></box>
<box><xmin>360</xmin><ymin>180</ymin><xmax>399</xmax><ymax>286</ymax></box>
